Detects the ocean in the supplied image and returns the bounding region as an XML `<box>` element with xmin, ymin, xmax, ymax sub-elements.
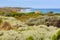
<box><xmin>25</xmin><ymin>9</ymin><xmax>60</xmax><ymax>13</ymax></box>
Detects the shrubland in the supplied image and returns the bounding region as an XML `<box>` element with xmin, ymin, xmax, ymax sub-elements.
<box><xmin>0</xmin><ymin>11</ymin><xmax>60</xmax><ymax>40</ymax></box>
<box><xmin>0</xmin><ymin>25</ymin><xmax>60</xmax><ymax>40</ymax></box>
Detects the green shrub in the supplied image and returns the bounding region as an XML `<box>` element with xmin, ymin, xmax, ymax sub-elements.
<box><xmin>26</xmin><ymin>36</ymin><xmax>34</xmax><ymax>40</ymax></box>
<box><xmin>0</xmin><ymin>18</ymin><xmax>2</xmax><ymax>24</ymax></box>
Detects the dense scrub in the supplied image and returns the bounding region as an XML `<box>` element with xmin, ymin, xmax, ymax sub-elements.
<box><xmin>0</xmin><ymin>25</ymin><xmax>60</xmax><ymax>40</ymax></box>
<box><xmin>25</xmin><ymin>16</ymin><xmax>60</xmax><ymax>26</ymax></box>
<box><xmin>0</xmin><ymin>12</ymin><xmax>60</xmax><ymax>40</ymax></box>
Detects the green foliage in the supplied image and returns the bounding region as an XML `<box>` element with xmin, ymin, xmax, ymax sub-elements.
<box><xmin>4</xmin><ymin>12</ymin><xmax>22</xmax><ymax>17</ymax></box>
<box><xmin>49</xmin><ymin>11</ymin><xmax>53</xmax><ymax>13</ymax></box>
<box><xmin>26</xmin><ymin>36</ymin><xmax>34</xmax><ymax>40</ymax></box>
<box><xmin>52</xmin><ymin>35</ymin><xmax>57</xmax><ymax>40</ymax></box>
<box><xmin>25</xmin><ymin>12</ymin><xmax>35</xmax><ymax>15</ymax></box>
<box><xmin>0</xmin><ymin>18</ymin><xmax>2</xmax><ymax>24</ymax></box>
<box><xmin>0</xmin><ymin>32</ymin><xmax>3</xmax><ymax>36</ymax></box>
<box><xmin>52</xmin><ymin>29</ymin><xmax>60</xmax><ymax>40</ymax></box>
<box><xmin>0</xmin><ymin>12</ymin><xmax>6</xmax><ymax>16</ymax></box>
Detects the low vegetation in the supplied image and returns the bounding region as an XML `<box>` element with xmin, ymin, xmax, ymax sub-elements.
<box><xmin>0</xmin><ymin>10</ymin><xmax>60</xmax><ymax>40</ymax></box>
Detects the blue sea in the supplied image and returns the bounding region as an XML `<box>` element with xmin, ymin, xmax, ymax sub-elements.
<box><xmin>25</xmin><ymin>9</ymin><xmax>60</xmax><ymax>13</ymax></box>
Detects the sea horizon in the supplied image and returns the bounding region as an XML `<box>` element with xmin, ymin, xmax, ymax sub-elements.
<box><xmin>25</xmin><ymin>8</ymin><xmax>60</xmax><ymax>13</ymax></box>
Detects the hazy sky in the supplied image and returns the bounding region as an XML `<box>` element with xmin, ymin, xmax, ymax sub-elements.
<box><xmin>0</xmin><ymin>0</ymin><xmax>60</xmax><ymax>8</ymax></box>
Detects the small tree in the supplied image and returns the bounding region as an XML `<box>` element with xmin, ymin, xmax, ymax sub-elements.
<box><xmin>48</xmin><ymin>11</ymin><xmax>54</xmax><ymax>16</ymax></box>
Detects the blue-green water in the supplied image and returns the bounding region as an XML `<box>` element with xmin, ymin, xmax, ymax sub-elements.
<box><xmin>25</xmin><ymin>9</ymin><xmax>60</xmax><ymax>13</ymax></box>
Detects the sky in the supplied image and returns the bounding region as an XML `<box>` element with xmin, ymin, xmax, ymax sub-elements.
<box><xmin>0</xmin><ymin>0</ymin><xmax>60</xmax><ymax>8</ymax></box>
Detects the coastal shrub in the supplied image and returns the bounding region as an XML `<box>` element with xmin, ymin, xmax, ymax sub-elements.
<box><xmin>52</xmin><ymin>29</ymin><xmax>60</xmax><ymax>40</ymax></box>
<box><xmin>26</xmin><ymin>36</ymin><xmax>34</xmax><ymax>40</ymax></box>
<box><xmin>0</xmin><ymin>18</ymin><xmax>2</xmax><ymax>24</ymax></box>
<box><xmin>25</xmin><ymin>16</ymin><xmax>60</xmax><ymax>26</ymax></box>
<box><xmin>0</xmin><ymin>16</ymin><xmax>60</xmax><ymax>40</ymax></box>
<box><xmin>0</xmin><ymin>25</ymin><xmax>59</xmax><ymax>40</ymax></box>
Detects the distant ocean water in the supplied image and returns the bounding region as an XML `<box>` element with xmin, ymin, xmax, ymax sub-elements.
<box><xmin>25</xmin><ymin>9</ymin><xmax>60</xmax><ymax>13</ymax></box>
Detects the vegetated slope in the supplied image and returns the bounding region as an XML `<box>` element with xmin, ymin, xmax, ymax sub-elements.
<box><xmin>0</xmin><ymin>25</ymin><xmax>59</xmax><ymax>40</ymax></box>
<box><xmin>0</xmin><ymin>16</ymin><xmax>27</xmax><ymax>30</ymax></box>
<box><xmin>0</xmin><ymin>15</ymin><xmax>60</xmax><ymax>40</ymax></box>
<box><xmin>25</xmin><ymin>15</ymin><xmax>60</xmax><ymax>26</ymax></box>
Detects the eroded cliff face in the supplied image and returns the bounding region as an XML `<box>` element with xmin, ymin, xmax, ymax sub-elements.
<box><xmin>0</xmin><ymin>7</ymin><xmax>21</xmax><ymax>13</ymax></box>
<box><xmin>0</xmin><ymin>7</ymin><xmax>30</xmax><ymax>13</ymax></box>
